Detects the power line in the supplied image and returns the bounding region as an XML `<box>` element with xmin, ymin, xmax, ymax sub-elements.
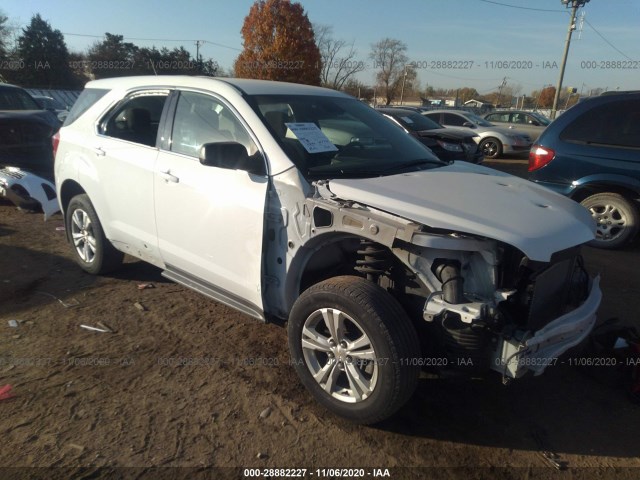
<box><xmin>477</xmin><ymin>0</ymin><xmax>566</xmax><ymax>13</ymax></box>
<box><xmin>582</xmin><ymin>18</ymin><xmax>633</xmax><ymax>60</ymax></box>
<box><xmin>56</xmin><ymin>30</ymin><xmax>242</xmax><ymax>52</ymax></box>
<box><xmin>477</xmin><ymin>1</ymin><xmax>633</xmax><ymax>60</ymax></box>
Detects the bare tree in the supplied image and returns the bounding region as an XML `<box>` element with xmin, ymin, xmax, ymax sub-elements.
<box><xmin>315</xmin><ymin>24</ymin><xmax>365</xmax><ymax>91</ymax></box>
<box><xmin>369</xmin><ymin>38</ymin><xmax>408</xmax><ymax>105</ymax></box>
<box><xmin>0</xmin><ymin>10</ymin><xmax>17</xmax><ymax>61</ymax></box>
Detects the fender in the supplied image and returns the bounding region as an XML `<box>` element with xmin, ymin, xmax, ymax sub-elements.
<box><xmin>570</xmin><ymin>173</ymin><xmax>640</xmax><ymax>197</ymax></box>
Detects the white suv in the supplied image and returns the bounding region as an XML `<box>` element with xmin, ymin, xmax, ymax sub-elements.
<box><xmin>54</xmin><ymin>76</ymin><xmax>601</xmax><ymax>424</ymax></box>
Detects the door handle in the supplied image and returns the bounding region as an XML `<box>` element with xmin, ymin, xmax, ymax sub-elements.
<box><xmin>93</xmin><ymin>147</ymin><xmax>106</xmax><ymax>156</ymax></box>
<box><xmin>159</xmin><ymin>170</ymin><xmax>179</xmax><ymax>183</ymax></box>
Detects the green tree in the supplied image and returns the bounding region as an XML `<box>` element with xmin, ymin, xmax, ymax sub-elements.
<box><xmin>234</xmin><ymin>0</ymin><xmax>321</xmax><ymax>85</ymax></box>
<box><xmin>88</xmin><ymin>34</ymin><xmax>218</xmax><ymax>78</ymax></box>
<box><xmin>15</xmin><ymin>14</ymin><xmax>78</xmax><ymax>88</ymax></box>
<box><xmin>137</xmin><ymin>46</ymin><xmax>219</xmax><ymax>76</ymax></box>
<box><xmin>370</xmin><ymin>38</ymin><xmax>408</xmax><ymax>105</ymax></box>
<box><xmin>87</xmin><ymin>33</ymin><xmax>139</xmax><ymax>78</ymax></box>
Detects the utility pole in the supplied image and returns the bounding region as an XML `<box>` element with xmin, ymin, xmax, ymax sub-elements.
<box><xmin>195</xmin><ymin>40</ymin><xmax>204</xmax><ymax>62</ymax></box>
<box><xmin>496</xmin><ymin>77</ymin><xmax>507</xmax><ymax>107</ymax></box>
<box><xmin>551</xmin><ymin>0</ymin><xmax>590</xmax><ymax>119</ymax></box>
<box><xmin>399</xmin><ymin>63</ymin><xmax>416</xmax><ymax>106</ymax></box>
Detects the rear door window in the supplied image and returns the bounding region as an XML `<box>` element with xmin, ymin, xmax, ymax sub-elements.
<box><xmin>99</xmin><ymin>91</ymin><xmax>169</xmax><ymax>147</ymax></box>
<box><xmin>560</xmin><ymin>99</ymin><xmax>640</xmax><ymax>149</ymax></box>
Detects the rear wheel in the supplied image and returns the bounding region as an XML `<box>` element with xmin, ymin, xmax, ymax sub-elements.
<box><xmin>580</xmin><ymin>193</ymin><xmax>639</xmax><ymax>249</ymax></box>
<box><xmin>66</xmin><ymin>194</ymin><xmax>124</xmax><ymax>274</ymax></box>
<box><xmin>288</xmin><ymin>276</ymin><xmax>420</xmax><ymax>424</ymax></box>
<box><xmin>480</xmin><ymin>137</ymin><xmax>503</xmax><ymax>159</ymax></box>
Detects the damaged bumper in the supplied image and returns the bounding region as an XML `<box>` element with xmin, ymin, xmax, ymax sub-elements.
<box><xmin>0</xmin><ymin>167</ymin><xmax>60</xmax><ymax>219</ymax></box>
<box><xmin>493</xmin><ymin>275</ymin><xmax>602</xmax><ymax>379</ymax></box>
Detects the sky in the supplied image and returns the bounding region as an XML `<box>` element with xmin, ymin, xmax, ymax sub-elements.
<box><xmin>2</xmin><ymin>0</ymin><xmax>639</xmax><ymax>95</ymax></box>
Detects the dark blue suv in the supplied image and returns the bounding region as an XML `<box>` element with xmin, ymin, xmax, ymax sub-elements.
<box><xmin>528</xmin><ymin>91</ymin><xmax>640</xmax><ymax>249</ymax></box>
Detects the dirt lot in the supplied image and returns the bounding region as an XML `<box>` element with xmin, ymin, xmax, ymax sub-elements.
<box><xmin>1</xmin><ymin>160</ymin><xmax>639</xmax><ymax>479</ymax></box>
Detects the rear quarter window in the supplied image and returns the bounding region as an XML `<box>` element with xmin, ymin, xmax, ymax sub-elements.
<box><xmin>560</xmin><ymin>99</ymin><xmax>640</xmax><ymax>149</ymax></box>
<box><xmin>63</xmin><ymin>88</ymin><xmax>109</xmax><ymax>126</ymax></box>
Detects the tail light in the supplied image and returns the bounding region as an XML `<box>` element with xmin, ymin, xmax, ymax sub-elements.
<box><xmin>529</xmin><ymin>145</ymin><xmax>555</xmax><ymax>171</ymax></box>
<box><xmin>52</xmin><ymin>131</ymin><xmax>60</xmax><ymax>158</ymax></box>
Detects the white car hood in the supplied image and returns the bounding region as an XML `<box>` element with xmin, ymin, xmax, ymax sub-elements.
<box><xmin>327</xmin><ymin>162</ymin><xmax>595</xmax><ymax>262</ymax></box>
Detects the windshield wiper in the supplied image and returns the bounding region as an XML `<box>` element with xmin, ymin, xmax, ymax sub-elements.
<box><xmin>381</xmin><ymin>158</ymin><xmax>446</xmax><ymax>173</ymax></box>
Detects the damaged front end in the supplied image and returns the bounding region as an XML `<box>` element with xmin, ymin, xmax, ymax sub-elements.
<box><xmin>301</xmin><ymin>176</ymin><xmax>602</xmax><ymax>382</ymax></box>
<box><xmin>0</xmin><ymin>166</ymin><xmax>60</xmax><ymax>219</ymax></box>
<box><xmin>403</xmin><ymin>230</ymin><xmax>601</xmax><ymax>380</ymax></box>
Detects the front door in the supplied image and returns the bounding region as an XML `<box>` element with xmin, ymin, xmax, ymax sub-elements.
<box><xmin>154</xmin><ymin>90</ymin><xmax>268</xmax><ymax>312</ymax></box>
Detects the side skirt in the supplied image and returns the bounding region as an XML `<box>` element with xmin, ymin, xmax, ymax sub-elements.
<box><xmin>162</xmin><ymin>266</ymin><xmax>266</xmax><ymax>322</ymax></box>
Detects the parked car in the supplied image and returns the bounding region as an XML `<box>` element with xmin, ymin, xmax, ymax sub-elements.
<box><xmin>378</xmin><ymin>107</ymin><xmax>483</xmax><ymax>163</ymax></box>
<box><xmin>483</xmin><ymin>110</ymin><xmax>550</xmax><ymax>142</ymax></box>
<box><xmin>55</xmin><ymin>76</ymin><xmax>601</xmax><ymax>424</ymax></box>
<box><xmin>0</xmin><ymin>83</ymin><xmax>61</xmax><ymax>218</ymax></box>
<box><xmin>32</xmin><ymin>95</ymin><xmax>69</xmax><ymax>123</ymax></box>
<box><xmin>423</xmin><ymin>109</ymin><xmax>532</xmax><ymax>159</ymax></box>
<box><xmin>528</xmin><ymin>91</ymin><xmax>640</xmax><ymax>249</ymax></box>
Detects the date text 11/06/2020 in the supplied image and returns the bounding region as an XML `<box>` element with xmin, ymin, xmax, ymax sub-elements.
<box><xmin>495</xmin><ymin>357</ymin><xmax>639</xmax><ymax>368</ymax></box>
<box><xmin>243</xmin><ymin>468</ymin><xmax>391</xmax><ymax>478</ymax></box>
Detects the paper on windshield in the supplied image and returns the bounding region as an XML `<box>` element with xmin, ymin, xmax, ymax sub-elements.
<box><xmin>285</xmin><ymin>122</ymin><xmax>338</xmax><ymax>154</ymax></box>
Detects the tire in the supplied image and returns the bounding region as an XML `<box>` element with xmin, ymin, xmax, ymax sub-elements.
<box><xmin>66</xmin><ymin>194</ymin><xmax>124</xmax><ymax>274</ymax></box>
<box><xmin>480</xmin><ymin>137</ymin><xmax>503</xmax><ymax>159</ymax></box>
<box><xmin>288</xmin><ymin>276</ymin><xmax>420</xmax><ymax>424</ymax></box>
<box><xmin>580</xmin><ymin>193</ymin><xmax>640</xmax><ymax>249</ymax></box>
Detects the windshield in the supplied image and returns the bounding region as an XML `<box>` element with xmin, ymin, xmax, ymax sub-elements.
<box><xmin>384</xmin><ymin>111</ymin><xmax>443</xmax><ymax>132</ymax></box>
<box><xmin>248</xmin><ymin>95</ymin><xmax>444</xmax><ymax>179</ymax></box>
<box><xmin>465</xmin><ymin>112</ymin><xmax>493</xmax><ymax>127</ymax></box>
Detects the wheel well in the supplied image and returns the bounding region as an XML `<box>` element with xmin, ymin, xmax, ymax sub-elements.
<box><xmin>571</xmin><ymin>184</ymin><xmax>640</xmax><ymax>204</ymax></box>
<box><xmin>60</xmin><ymin>180</ymin><xmax>86</xmax><ymax>214</ymax></box>
<box><xmin>295</xmin><ymin>235</ymin><xmax>426</xmax><ymax>315</ymax></box>
<box><xmin>298</xmin><ymin>236</ymin><xmax>362</xmax><ymax>294</ymax></box>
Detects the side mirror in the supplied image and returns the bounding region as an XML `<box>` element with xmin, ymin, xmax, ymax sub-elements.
<box><xmin>462</xmin><ymin>122</ymin><xmax>475</xmax><ymax>128</ymax></box>
<box><xmin>529</xmin><ymin>120</ymin><xmax>540</xmax><ymax>126</ymax></box>
<box><xmin>199</xmin><ymin>142</ymin><xmax>266</xmax><ymax>176</ymax></box>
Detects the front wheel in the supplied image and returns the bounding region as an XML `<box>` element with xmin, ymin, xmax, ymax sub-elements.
<box><xmin>66</xmin><ymin>194</ymin><xmax>124</xmax><ymax>274</ymax></box>
<box><xmin>580</xmin><ymin>192</ymin><xmax>639</xmax><ymax>249</ymax></box>
<box><xmin>480</xmin><ymin>137</ymin><xmax>503</xmax><ymax>159</ymax></box>
<box><xmin>288</xmin><ymin>276</ymin><xmax>420</xmax><ymax>424</ymax></box>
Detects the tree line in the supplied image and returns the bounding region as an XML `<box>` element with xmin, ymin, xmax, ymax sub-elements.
<box><xmin>0</xmin><ymin>1</ymin><xmax>583</xmax><ymax>107</ymax></box>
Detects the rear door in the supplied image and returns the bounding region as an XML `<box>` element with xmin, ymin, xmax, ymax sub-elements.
<box><xmin>510</xmin><ymin>112</ymin><xmax>543</xmax><ymax>140</ymax></box>
<box><xmin>91</xmin><ymin>90</ymin><xmax>170</xmax><ymax>265</ymax></box>
<box><xmin>154</xmin><ymin>89</ymin><xmax>269</xmax><ymax>315</ymax></box>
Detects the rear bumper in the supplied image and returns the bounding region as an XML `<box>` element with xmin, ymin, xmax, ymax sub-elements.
<box><xmin>493</xmin><ymin>275</ymin><xmax>601</xmax><ymax>378</ymax></box>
